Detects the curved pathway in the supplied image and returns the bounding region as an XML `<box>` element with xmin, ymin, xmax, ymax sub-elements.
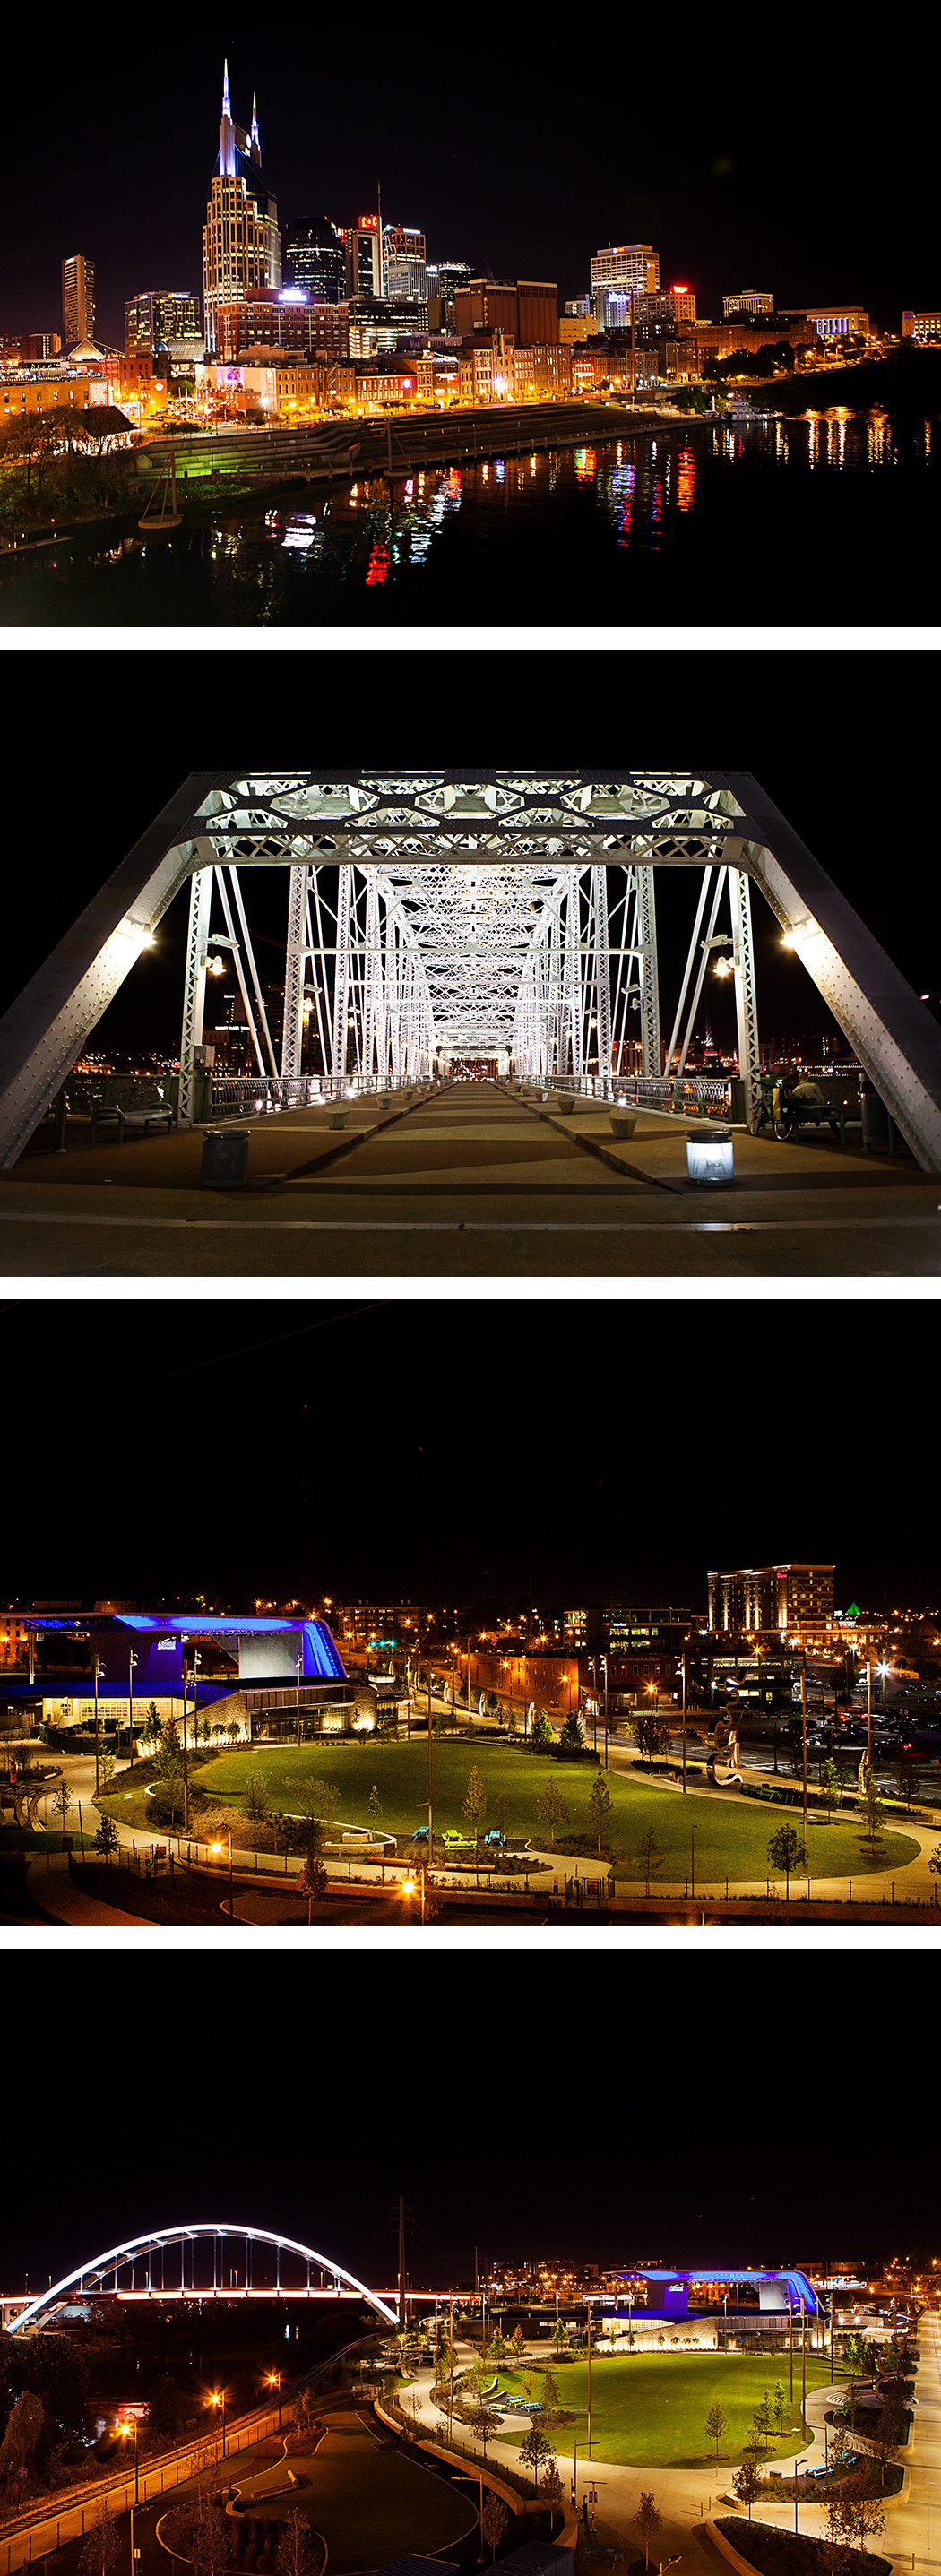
<box><xmin>402</xmin><ymin>2322</ymin><xmax>940</xmax><ymax>2566</ymax></box>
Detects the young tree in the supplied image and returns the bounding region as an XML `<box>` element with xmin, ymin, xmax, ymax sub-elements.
<box><xmin>637</xmin><ymin>1823</ymin><xmax>664</xmax><ymax>1897</ymax></box>
<box><xmin>732</xmin><ymin>2458</ymin><xmax>763</xmax><ymax>2521</ymax></box>
<box><xmin>470</xmin><ymin>2405</ymin><xmax>501</xmax><ymax>2460</ymax></box>
<box><xmin>633</xmin><ymin>2493</ymin><xmax>663</xmax><ymax>2566</ymax></box>
<box><xmin>558</xmin><ymin>1712</ymin><xmax>586</xmax><ymax>1753</ymax></box>
<box><xmin>488</xmin><ymin>2329</ymin><xmax>506</xmax><ymax>2365</ymax></box>
<box><xmin>511</xmin><ymin>2326</ymin><xmax>526</xmax><ymax>2365</ymax></box>
<box><xmin>541</xmin><ymin>2458</ymin><xmax>564</xmax><ymax>2517</ymax></box>
<box><xmin>772</xmin><ymin>2383</ymin><xmax>787</xmax><ymax>2439</ymax></box>
<box><xmin>53</xmin><ymin>1778</ymin><xmax>74</xmax><ymax>1831</ymax></box>
<box><xmin>767</xmin><ymin>1823</ymin><xmax>803</xmax><ymax>1900</ymax></box>
<box><xmin>536</xmin><ymin>1783</ymin><xmax>569</xmax><ymax>1848</ymax></box>
<box><xmin>481</xmin><ymin>2491</ymin><xmax>509</xmax><ymax>2563</ymax></box>
<box><xmin>705</xmin><ymin>2400</ymin><xmax>728</xmax><ymax>2464</ymax></box>
<box><xmin>634</xmin><ymin>1711</ymin><xmax>669</xmax><ymax>1769</ymax></box>
<box><xmin>588</xmin><ymin>1771</ymin><xmax>613</xmax><ymax>1852</ymax></box>
<box><xmin>99</xmin><ymin>1748</ymin><xmax>116</xmax><ymax>1793</ymax></box>
<box><xmin>842</xmin><ymin>2335</ymin><xmax>871</xmax><ymax>2427</ymax></box>
<box><xmin>80</xmin><ymin>2492</ymin><xmax>121</xmax><ymax>2576</ymax></box>
<box><xmin>367</xmin><ymin>1784</ymin><xmax>383</xmax><ymax>1826</ymax></box>
<box><xmin>540</xmin><ymin>2367</ymin><xmax>562</xmax><ymax>2423</ymax></box>
<box><xmin>463</xmin><ymin>1765</ymin><xmax>487</xmax><ymax>1879</ymax></box>
<box><xmin>530</xmin><ymin>1711</ymin><xmax>553</xmax><ymax>1749</ymax></box>
<box><xmin>94</xmin><ymin>1814</ymin><xmax>119</xmax><ymax>1862</ymax></box>
<box><xmin>837</xmin><ymin>2470</ymin><xmax>886</xmax><ymax>2556</ymax></box>
<box><xmin>277</xmin><ymin>2511</ymin><xmax>317</xmax><ymax>2576</ymax></box>
<box><xmin>520</xmin><ymin>2422</ymin><xmax>553</xmax><ymax>2491</ymax></box>
<box><xmin>857</xmin><ymin>1759</ymin><xmax>884</xmax><ymax>1849</ymax></box>
<box><xmin>821</xmin><ymin>1757</ymin><xmax>842</xmax><ymax>1822</ymax></box>
<box><xmin>242</xmin><ymin>1770</ymin><xmax>273</xmax><ymax>1832</ymax></box>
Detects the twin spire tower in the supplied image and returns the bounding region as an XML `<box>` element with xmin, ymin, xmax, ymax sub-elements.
<box><xmin>203</xmin><ymin>63</ymin><xmax>281</xmax><ymax>358</ymax></box>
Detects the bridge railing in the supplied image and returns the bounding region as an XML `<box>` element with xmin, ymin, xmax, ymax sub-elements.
<box><xmin>203</xmin><ymin>1074</ymin><xmax>435</xmax><ymax>1119</ymax></box>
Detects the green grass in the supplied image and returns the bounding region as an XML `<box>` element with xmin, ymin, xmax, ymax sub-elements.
<box><xmin>179</xmin><ymin>1742</ymin><xmax>918</xmax><ymax>1884</ymax></box>
<box><xmin>496</xmin><ymin>2352</ymin><xmax>834</xmax><ymax>2469</ymax></box>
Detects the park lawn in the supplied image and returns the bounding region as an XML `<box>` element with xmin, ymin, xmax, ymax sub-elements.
<box><xmin>496</xmin><ymin>2352</ymin><xmax>835</xmax><ymax>2469</ymax></box>
<box><xmin>186</xmin><ymin>1743</ymin><xmax>918</xmax><ymax>1885</ymax></box>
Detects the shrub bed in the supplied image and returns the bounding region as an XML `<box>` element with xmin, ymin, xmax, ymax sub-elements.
<box><xmin>714</xmin><ymin>2519</ymin><xmax>891</xmax><ymax>2576</ymax></box>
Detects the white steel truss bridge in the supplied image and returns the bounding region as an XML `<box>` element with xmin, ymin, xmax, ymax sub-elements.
<box><xmin>3</xmin><ymin>770</ymin><xmax>941</xmax><ymax>1170</ymax></box>
<box><xmin>9</xmin><ymin>2224</ymin><xmax>401</xmax><ymax>2333</ymax></box>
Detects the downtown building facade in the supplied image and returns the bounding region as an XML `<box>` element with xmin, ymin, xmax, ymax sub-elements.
<box><xmin>203</xmin><ymin>66</ymin><xmax>281</xmax><ymax>358</ymax></box>
<box><xmin>62</xmin><ymin>254</ymin><xmax>94</xmax><ymax>345</ymax></box>
<box><xmin>707</xmin><ymin>1564</ymin><xmax>835</xmax><ymax>1636</ymax></box>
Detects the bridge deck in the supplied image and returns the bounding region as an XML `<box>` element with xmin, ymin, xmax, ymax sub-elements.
<box><xmin>2</xmin><ymin>1081</ymin><xmax>937</xmax><ymax>1279</ymax></box>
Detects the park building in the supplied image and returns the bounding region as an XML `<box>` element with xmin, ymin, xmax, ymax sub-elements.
<box><xmin>610</xmin><ymin>2268</ymin><xmax>824</xmax><ymax>2344</ymax></box>
<box><xmin>0</xmin><ymin>1608</ymin><xmax>378</xmax><ymax>1746</ymax></box>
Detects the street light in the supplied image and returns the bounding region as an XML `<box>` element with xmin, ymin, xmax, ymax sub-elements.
<box><xmin>208</xmin><ymin>2388</ymin><xmax>227</xmax><ymax>2457</ymax></box>
<box><xmin>210</xmin><ymin>1833</ymin><xmax>234</xmax><ymax>1920</ymax></box>
<box><xmin>266</xmin><ymin>2372</ymin><xmax>281</xmax><ymax>2429</ymax></box>
<box><xmin>118</xmin><ymin>2416</ymin><xmax>140</xmax><ymax>2505</ymax></box>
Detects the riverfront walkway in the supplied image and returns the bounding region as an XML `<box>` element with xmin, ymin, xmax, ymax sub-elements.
<box><xmin>2</xmin><ymin>1082</ymin><xmax>937</xmax><ymax>1279</ymax></box>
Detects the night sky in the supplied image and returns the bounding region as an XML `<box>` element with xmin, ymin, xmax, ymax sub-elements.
<box><xmin>1</xmin><ymin>650</ymin><xmax>935</xmax><ymax>1057</ymax></box>
<box><xmin>2</xmin><ymin>1293</ymin><xmax>937</xmax><ymax>1614</ymax></box>
<box><xmin>4</xmin><ymin>1954</ymin><xmax>937</xmax><ymax>2289</ymax></box>
<box><xmin>4</xmin><ymin>21</ymin><xmax>937</xmax><ymax>349</ymax></box>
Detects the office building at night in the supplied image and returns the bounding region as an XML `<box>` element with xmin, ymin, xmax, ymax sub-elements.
<box><xmin>203</xmin><ymin>65</ymin><xmax>281</xmax><ymax>358</ymax></box>
<box><xmin>284</xmin><ymin>216</ymin><xmax>346</xmax><ymax>302</ymax></box>
<box><xmin>125</xmin><ymin>291</ymin><xmax>200</xmax><ymax>358</ymax></box>
<box><xmin>590</xmin><ymin>243</ymin><xmax>660</xmax><ymax>329</ymax></box>
<box><xmin>707</xmin><ymin>1564</ymin><xmax>834</xmax><ymax>1635</ymax></box>
<box><xmin>383</xmin><ymin>225</ymin><xmax>427</xmax><ymax>299</ymax></box>
<box><xmin>62</xmin><ymin>254</ymin><xmax>94</xmax><ymax>346</ymax></box>
<box><xmin>722</xmin><ymin>289</ymin><xmax>773</xmax><ymax>318</ymax></box>
<box><xmin>343</xmin><ymin>216</ymin><xmax>383</xmax><ymax>301</ymax></box>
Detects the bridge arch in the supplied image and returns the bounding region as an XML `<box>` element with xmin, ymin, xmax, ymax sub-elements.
<box><xmin>9</xmin><ymin>2224</ymin><xmax>399</xmax><ymax>2333</ymax></box>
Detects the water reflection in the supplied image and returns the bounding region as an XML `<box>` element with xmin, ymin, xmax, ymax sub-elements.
<box><xmin>1</xmin><ymin>408</ymin><xmax>936</xmax><ymax>623</ymax></box>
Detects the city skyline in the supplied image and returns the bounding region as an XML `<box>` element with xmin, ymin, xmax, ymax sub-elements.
<box><xmin>4</xmin><ymin>29</ymin><xmax>938</xmax><ymax>349</ymax></box>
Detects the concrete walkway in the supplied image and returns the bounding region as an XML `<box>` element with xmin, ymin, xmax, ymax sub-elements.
<box><xmin>2</xmin><ymin>1081</ymin><xmax>937</xmax><ymax>1279</ymax></box>
<box><xmin>26</xmin><ymin>1845</ymin><xmax>151</xmax><ymax>1927</ymax></box>
<box><xmin>405</xmin><ymin>2319</ymin><xmax>940</xmax><ymax>2564</ymax></box>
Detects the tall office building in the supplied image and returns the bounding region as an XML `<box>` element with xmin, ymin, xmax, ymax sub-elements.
<box><xmin>722</xmin><ymin>290</ymin><xmax>773</xmax><ymax>319</ymax></box>
<box><xmin>62</xmin><ymin>254</ymin><xmax>95</xmax><ymax>346</ymax></box>
<box><xmin>590</xmin><ymin>242</ymin><xmax>660</xmax><ymax>330</ymax></box>
<box><xmin>707</xmin><ymin>1565</ymin><xmax>834</xmax><ymax>1634</ymax></box>
<box><xmin>342</xmin><ymin>217</ymin><xmax>383</xmax><ymax>301</ymax></box>
<box><xmin>203</xmin><ymin>65</ymin><xmax>281</xmax><ymax>358</ymax></box>
<box><xmin>283</xmin><ymin>217</ymin><xmax>346</xmax><ymax>303</ymax></box>
<box><xmin>383</xmin><ymin>225</ymin><xmax>427</xmax><ymax>299</ymax></box>
<box><xmin>125</xmin><ymin>291</ymin><xmax>200</xmax><ymax>357</ymax></box>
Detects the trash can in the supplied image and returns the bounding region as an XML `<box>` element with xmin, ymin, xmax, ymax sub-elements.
<box><xmin>860</xmin><ymin>1078</ymin><xmax>891</xmax><ymax>1152</ymax></box>
<box><xmin>201</xmin><ymin>1127</ymin><xmax>249</xmax><ymax>1190</ymax></box>
<box><xmin>686</xmin><ymin>1126</ymin><xmax>734</xmax><ymax>1185</ymax></box>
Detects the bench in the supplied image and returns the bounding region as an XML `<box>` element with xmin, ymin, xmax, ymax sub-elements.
<box><xmin>90</xmin><ymin>1095</ymin><xmax>176</xmax><ymax>1144</ymax></box>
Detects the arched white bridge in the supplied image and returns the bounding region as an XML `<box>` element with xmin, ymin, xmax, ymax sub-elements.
<box><xmin>9</xmin><ymin>2224</ymin><xmax>400</xmax><ymax>2334</ymax></box>
<box><xmin>3</xmin><ymin>770</ymin><xmax>941</xmax><ymax>1168</ymax></box>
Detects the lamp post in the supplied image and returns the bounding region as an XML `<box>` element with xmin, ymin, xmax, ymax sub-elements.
<box><xmin>119</xmin><ymin>2415</ymin><xmax>140</xmax><ymax>2505</ymax></box>
<box><xmin>93</xmin><ymin>1652</ymin><xmax>101</xmax><ymax>1796</ymax></box>
<box><xmin>266</xmin><ymin>2372</ymin><xmax>281</xmax><ymax>2430</ymax></box>
<box><xmin>128</xmin><ymin>1650</ymin><xmax>138</xmax><ymax>1768</ymax></box>
<box><xmin>210</xmin><ymin>2388</ymin><xmax>227</xmax><ymax>2458</ymax></box>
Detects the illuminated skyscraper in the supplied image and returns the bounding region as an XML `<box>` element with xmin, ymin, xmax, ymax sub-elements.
<box><xmin>203</xmin><ymin>64</ymin><xmax>281</xmax><ymax>358</ymax></box>
<box><xmin>62</xmin><ymin>254</ymin><xmax>95</xmax><ymax>346</ymax></box>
